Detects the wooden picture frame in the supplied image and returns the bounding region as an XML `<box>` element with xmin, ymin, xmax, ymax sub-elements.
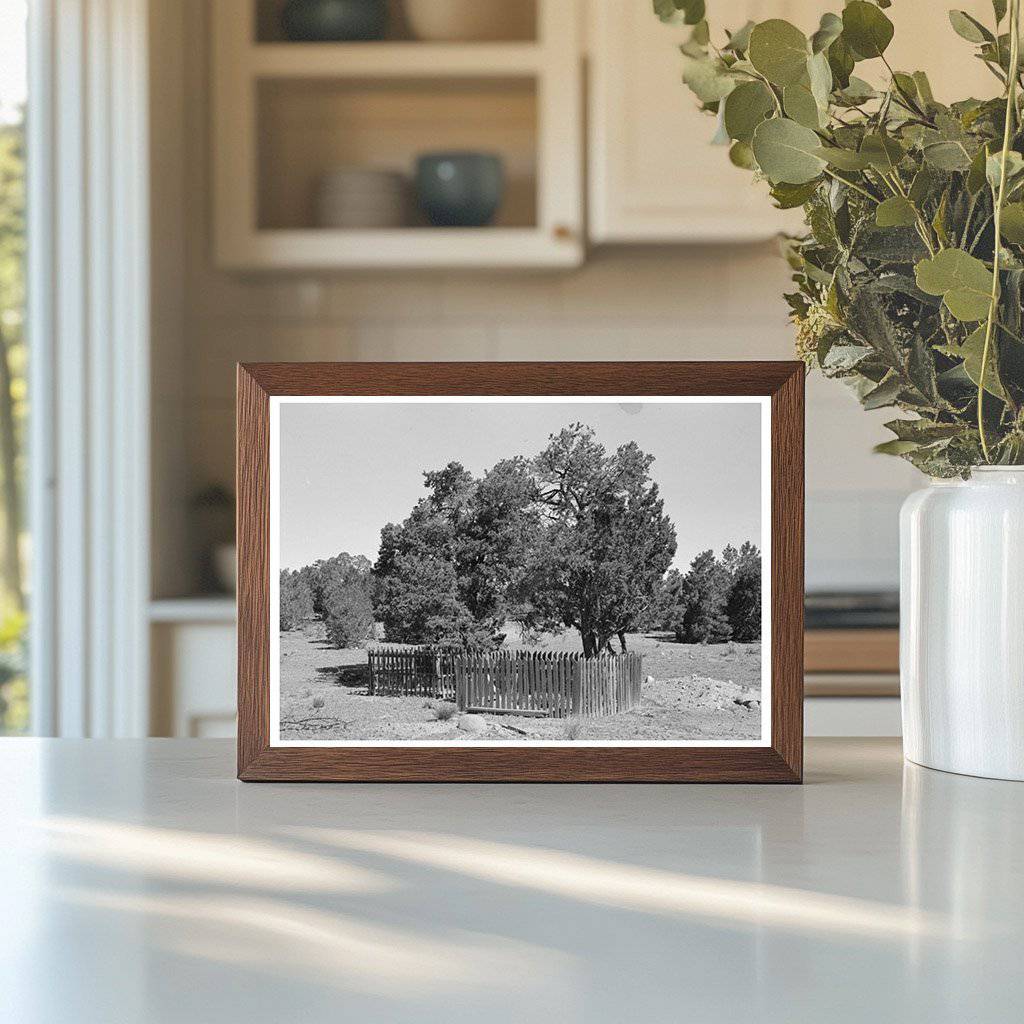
<box><xmin>237</xmin><ymin>362</ymin><xmax>804</xmax><ymax>782</ymax></box>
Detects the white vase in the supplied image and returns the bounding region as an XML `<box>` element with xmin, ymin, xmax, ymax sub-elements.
<box><xmin>900</xmin><ymin>467</ymin><xmax>1024</xmax><ymax>781</ymax></box>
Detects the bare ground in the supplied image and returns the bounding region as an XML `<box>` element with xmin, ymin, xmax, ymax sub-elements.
<box><xmin>279</xmin><ymin>623</ymin><xmax>763</xmax><ymax>743</ymax></box>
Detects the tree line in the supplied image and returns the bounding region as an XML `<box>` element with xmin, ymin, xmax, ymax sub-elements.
<box><xmin>280</xmin><ymin>423</ymin><xmax>760</xmax><ymax>654</ymax></box>
<box><xmin>653</xmin><ymin>542</ymin><xmax>761</xmax><ymax>644</ymax></box>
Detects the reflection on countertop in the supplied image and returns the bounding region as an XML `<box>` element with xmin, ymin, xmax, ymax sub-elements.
<box><xmin>0</xmin><ymin>738</ymin><xmax>1022</xmax><ymax>1022</ymax></box>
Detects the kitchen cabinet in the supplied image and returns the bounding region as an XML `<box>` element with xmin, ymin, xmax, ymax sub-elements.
<box><xmin>587</xmin><ymin>0</ymin><xmax>999</xmax><ymax>244</ymax></box>
<box><xmin>212</xmin><ymin>0</ymin><xmax>583</xmax><ymax>269</ymax></box>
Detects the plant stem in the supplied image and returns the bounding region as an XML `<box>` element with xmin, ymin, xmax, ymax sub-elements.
<box><xmin>979</xmin><ymin>0</ymin><xmax>1021</xmax><ymax>463</ymax></box>
<box><xmin>821</xmin><ymin>167</ymin><xmax>879</xmax><ymax>203</ymax></box>
<box><xmin>880</xmin><ymin>54</ymin><xmax>929</xmax><ymax>120</ymax></box>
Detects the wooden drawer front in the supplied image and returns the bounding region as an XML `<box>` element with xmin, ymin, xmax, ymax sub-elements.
<box><xmin>805</xmin><ymin>629</ymin><xmax>899</xmax><ymax>674</ymax></box>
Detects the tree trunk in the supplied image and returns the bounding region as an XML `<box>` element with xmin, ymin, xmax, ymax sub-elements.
<box><xmin>618</xmin><ymin>631</ymin><xmax>628</xmax><ymax>653</ymax></box>
<box><xmin>0</xmin><ymin>326</ymin><xmax>22</xmax><ymax>610</ymax></box>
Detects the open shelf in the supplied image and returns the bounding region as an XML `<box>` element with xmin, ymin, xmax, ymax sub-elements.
<box><xmin>254</xmin><ymin>0</ymin><xmax>538</xmax><ymax>45</ymax></box>
<box><xmin>213</xmin><ymin>0</ymin><xmax>581</xmax><ymax>269</ymax></box>
<box><xmin>257</xmin><ymin>76</ymin><xmax>537</xmax><ymax>232</ymax></box>
<box><xmin>249</xmin><ymin>42</ymin><xmax>544</xmax><ymax>78</ymax></box>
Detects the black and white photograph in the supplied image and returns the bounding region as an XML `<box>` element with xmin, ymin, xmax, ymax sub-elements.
<box><xmin>270</xmin><ymin>396</ymin><xmax>770</xmax><ymax>746</ymax></box>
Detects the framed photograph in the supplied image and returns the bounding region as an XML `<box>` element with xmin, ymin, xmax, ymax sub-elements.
<box><xmin>237</xmin><ymin>362</ymin><xmax>804</xmax><ymax>782</ymax></box>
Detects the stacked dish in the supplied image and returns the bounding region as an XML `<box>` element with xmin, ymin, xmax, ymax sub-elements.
<box><xmin>314</xmin><ymin>167</ymin><xmax>409</xmax><ymax>228</ymax></box>
<box><xmin>403</xmin><ymin>0</ymin><xmax>534</xmax><ymax>41</ymax></box>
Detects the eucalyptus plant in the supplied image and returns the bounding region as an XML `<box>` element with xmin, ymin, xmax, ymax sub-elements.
<box><xmin>659</xmin><ymin>0</ymin><xmax>1024</xmax><ymax>475</ymax></box>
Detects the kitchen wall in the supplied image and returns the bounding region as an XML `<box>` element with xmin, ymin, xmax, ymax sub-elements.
<box><xmin>151</xmin><ymin>0</ymin><xmax>918</xmax><ymax>599</ymax></box>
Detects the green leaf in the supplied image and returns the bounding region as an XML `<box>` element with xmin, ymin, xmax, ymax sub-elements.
<box><xmin>724</xmin><ymin>20</ymin><xmax>755</xmax><ymax>53</ymax></box>
<box><xmin>885</xmin><ymin>419</ymin><xmax>964</xmax><ymax>443</ymax></box>
<box><xmin>681</xmin><ymin>0</ymin><xmax>705</xmax><ymax>25</ymax></box>
<box><xmin>728</xmin><ymin>140</ymin><xmax>758</xmax><ymax>169</ymax></box>
<box><xmin>912</xmin><ymin>71</ymin><xmax>935</xmax><ymax>105</ymax></box>
<box><xmin>967</xmin><ymin>143</ymin><xmax>993</xmax><ymax>193</ymax></box>
<box><xmin>653</xmin><ymin>0</ymin><xmax>677</xmax><ymax>23</ymax></box>
<box><xmin>842</xmin><ymin>1</ymin><xmax>895</xmax><ymax>60</ymax></box>
<box><xmin>994</xmin><ymin>0</ymin><xmax>1008</xmax><ymax>24</ymax></box>
<box><xmin>654</xmin><ymin>0</ymin><xmax>705</xmax><ymax>25</ymax></box>
<box><xmin>923</xmin><ymin>141</ymin><xmax>973</xmax><ymax>171</ymax></box>
<box><xmin>748</xmin><ymin>19</ymin><xmax>810</xmax><ymax>87</ymax></box>
<box><xmin>770</xmin><ymin>179</ymin><xmax>820</xmax><ymax>209</ymax></box>
<box><xmin>875</xmin><ymin>196</ymin><xmax>918</xmax><ymax>228</ymax></box>
<box><xmin>689</xmin><ymin>20</ymin><xmax>710</xmax><ymax>46</ymax></box>
<box><xmin>909</xmin><ymin>165</ymin><xmax>936</xmax><ymax>205</ymax></box>
<box><xmin>783</xmin><ymin>83</ymin><xmax>822</xmax><ymax>128</ymax></box>
<box><xmin>814</xmin><ymin>146</ymin><xmax>872</xmax><ymax>170</ymax></box>
<box><xmin>874</xmin><ymin>439</ymin><xmax>922</xmax><ymax>456</ymax></box>
<box><xmin>915</xmin><ymin>249</ymin><xmax>994</xmax><ymax>321</ymax></box>
<box><xmin>723</xmin><ymin>81</ymin><xmax>775</xmax><ymax>143</ymax></box>
<box><xmin>827</xmin><ymin>35</ymin><xmax>855</xmax><ymax>89</ymax></box>
<box><xmin>958</xmin><ymin>324</ymin><xmax>1007</xmax><ymax>398</ymax></box>
<box><xmin>860</xmin><ymin>133</ymin><xmax>905</xmax><ymax>172</ymax></box>
<box><xmin>948</xmin><ymin>10</ymin><xmax>993</xmax><ymax>44</ymax></box>
<box><xmin>807</xmin><ymin>51</ymin><xmax>833</xmax><ymax>110</ymax></box>
<box><xmin>856</xmin><ymin>226</ymin><xmax>929</xmax><ymax>263</ymax></box>
<box><xmin>836</xmin><ymin>75</ymin><xmax>877</xmax><ymax>104</ymax></box>
<box><xmin>932</xmin><ymin>190</ymin><xmax>951</xmax><ymax>247</ymax></box>
<box><xmin>710</xmin><ymin>108</ymin><xmax>731</xmax><ymax>145</ymax></box>
<box><xmin>986</xmin><ymin>150</ymin><xmax>1024</xmax><ymax>190</ymax></box>
<box><xmin>862</xmin><ymin>375</ymin><xmax>902</xmax><ymax>410</ymax></box>
<box><xmin>810</xmin><ymin>12</ymin><xmax>843</xmax><ymax>54</ymax></box>
<box><xmin>1000</xmin><ymin>202</ymin><xmax>1024</xmax><ymax>242</ymax></box>
<box><xmin>681</xmin><ymin>55</ymin><xmax>736</xmax><ymax>103</ymax></box>
<box><xmin>752</xmin><ymin>117</ymin><xmax>827</xmax><ymax>184</ymax></box>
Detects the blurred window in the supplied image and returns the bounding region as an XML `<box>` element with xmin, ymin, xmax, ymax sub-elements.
<box><xmin>0</xmin><ymin>0</ymin><xmax>28</xmax><ymax>734</ymax></box>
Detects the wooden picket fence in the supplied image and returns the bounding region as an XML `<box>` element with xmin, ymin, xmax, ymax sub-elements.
<box><xmin>368</xmin><ymin>646</ymin><xmax>643</xmax><ymax>718</ymax></box>
<box><xmin>457</xmin><ymin>650</ymin><xmax>643</xmax><ymax>719</ymax></box>
<box><xmin>367</xmin><ymin>646</ymin><xmax>458</xmax><ymax>701</ymax></box>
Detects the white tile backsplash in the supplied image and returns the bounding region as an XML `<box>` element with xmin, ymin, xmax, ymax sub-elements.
<box><xmin>179</xmin><ymin>250</ymin><xmax>916</xmax><ymax>592</ymax></box>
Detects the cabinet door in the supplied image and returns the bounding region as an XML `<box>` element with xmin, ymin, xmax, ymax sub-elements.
<box><xmin>587</xmin><ymin>1</ymin><xmax>999</xmax><ymax>244</ymax></box>
<box><xmin>588</xmin><ymin>1</ymin><xmax>813</xmax><ymax>243</ymax></box>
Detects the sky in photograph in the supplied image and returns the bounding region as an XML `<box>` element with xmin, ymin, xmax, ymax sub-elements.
<box><xmin>278</xmin><ymin>399</ymin><xmax>763</xmax><ymax>573</ymax></box>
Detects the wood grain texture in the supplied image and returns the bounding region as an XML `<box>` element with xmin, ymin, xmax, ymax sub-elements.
<box><xmin>236</xmin><ymin>361</ymin><xmax>805</xmax><ymax>783</ymax></box>
<box><xmin>236</xmin><ymin>366</ymin><xmax>270</xmax><ymax>777</ymax></box>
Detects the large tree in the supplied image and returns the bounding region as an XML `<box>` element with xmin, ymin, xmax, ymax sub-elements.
<box><xmin>672</xmin><ymin>549</ymin><xmax>733</xmax><ymax>644</ymax></box>
<box><xmin>665</xmin><ymin>542</ymin><xmax>762</xmax><ymax>645</ymax></box>
<box><xmin>373</xmin><ymin>460</ymin><xmax>540</xmax><ymax>647</ymax></box>
<box><xmin>725</xmin><ymin>542</ymin><xmax>762</xmax><ymax>642</ymax></box>
<box><xmin>524</xmin><ymin>424</ymin><xmax>677</xmax><ymax>656</ymax></box>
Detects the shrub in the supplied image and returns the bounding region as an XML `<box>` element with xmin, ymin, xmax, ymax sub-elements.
<box><xmin>563</xmin><ymin>717</ymin><xmax>583</xmax><ymax>741</ymax></box>
<box><xmin>321</xmin><ymin>574</ymin><xmax>375</xmax><ymax>649</ymax></box>
<box><xmin>433</xmin><ymin>702</ymin><xmax>457</xmax><ymax>721</ymax></box>
<box><xmin>672</xmin><ymin>550</ymin><xmax>733</xmax><ymax>643</ymax></box>
<box><xmin>279</xmin><ymin>570</ymin><xmax>313</xmax><ymax>631</ymax></box>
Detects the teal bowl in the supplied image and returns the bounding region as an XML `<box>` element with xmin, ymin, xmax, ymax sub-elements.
<box><xmin>281</xmin><ymin>0</ymin><xmax>388</xmax><ymax>42</ymax></box>
<box><xmin>415</xmin><ymin>152</ymin><xmax>505</xmax><ymax>228</ymax></box>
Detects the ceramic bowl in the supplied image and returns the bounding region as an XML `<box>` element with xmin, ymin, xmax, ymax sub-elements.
<box><xmin>415</xmin><ymin>152</ymin><xmax>505</xmax><ymax>227</ymax></box>
<box><xmin>315</xmin><ymin>168</ymin><xmax>409</xmax><ymax>228</ymax></box>
<box><xmin>280</xmin><ymin>0</ymin><xmax>388</xmax><ymax>42</ymax></box>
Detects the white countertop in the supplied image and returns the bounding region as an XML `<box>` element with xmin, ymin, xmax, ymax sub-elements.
<box><xmin>1</xmin><ymin>738</ymin><xmax>1021</xmax><ymax>1023</ymax></box>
